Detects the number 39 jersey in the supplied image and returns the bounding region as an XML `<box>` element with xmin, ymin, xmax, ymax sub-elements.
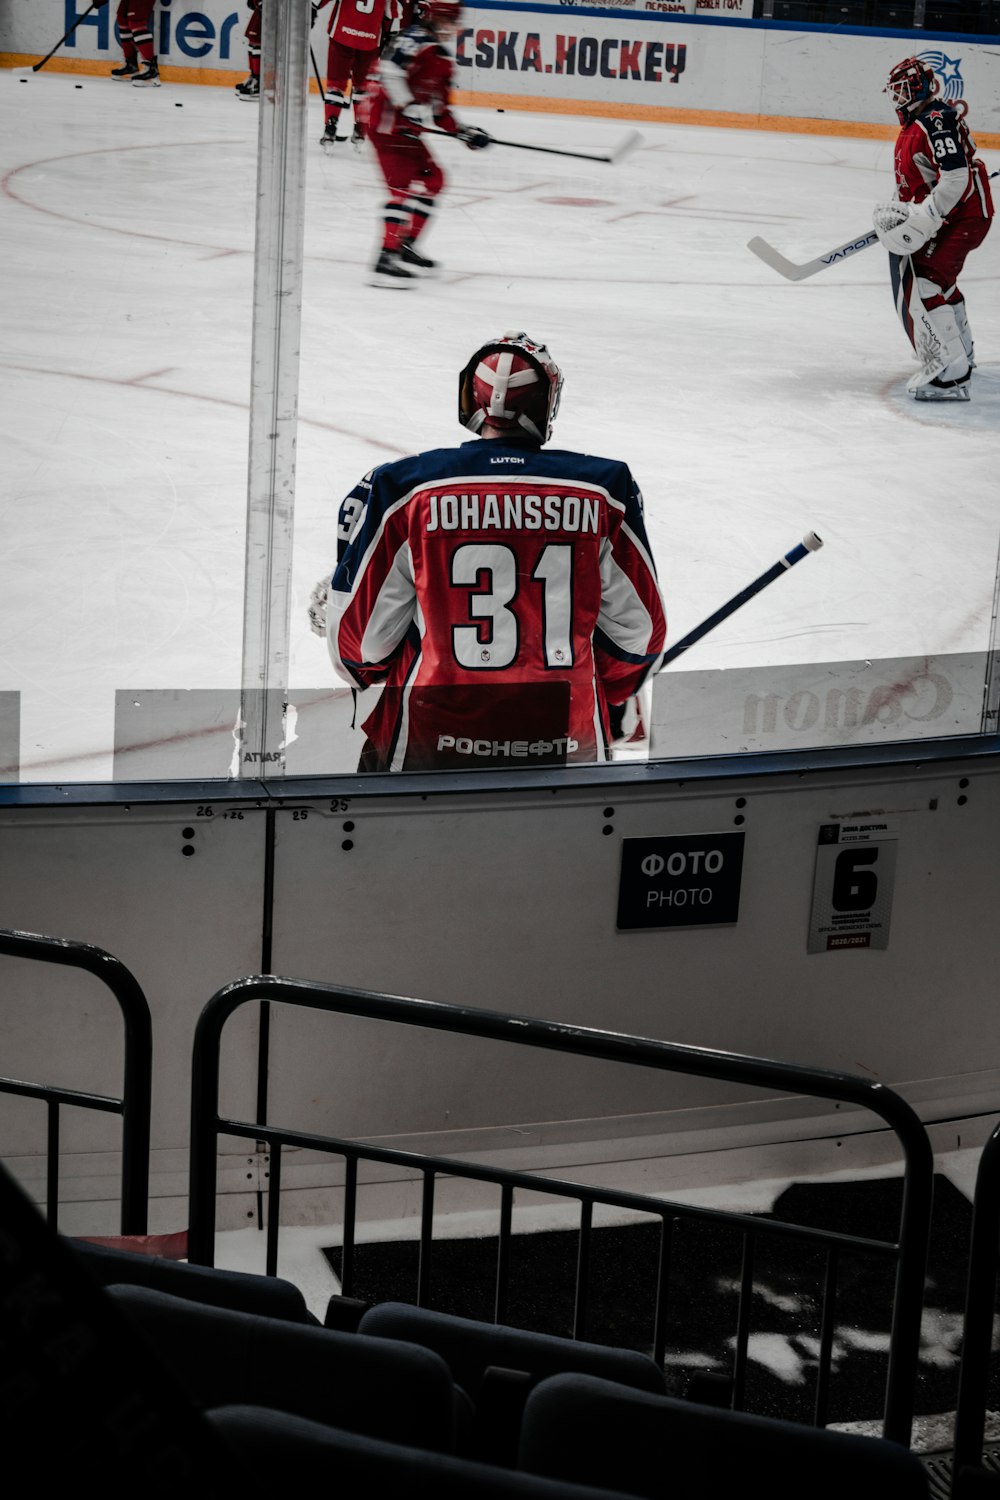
<box><xmin>326</xmin><ymin>439</ymin><xmax>667</xmax><ymax>771</ymax></box>
<box><xmin>894</xmin><ymin>103</ymin><xmax>993</xmax><ymax>224</ymax></box>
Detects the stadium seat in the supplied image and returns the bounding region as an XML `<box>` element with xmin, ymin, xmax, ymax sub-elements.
<box><xmin>517</xmin><ymin>1374</ymin><xmax>931</xmax><ymax>1499</ymax></box>
<box><xmin>207</xmin><ymin>1403</ymin><xmax>638</xmax><ymax>1500</ymax></box>
<box><xmin>357</xmin><ymin>1301</ymin><xmax>666</xmax><ymax>1463</ymax></box>
<box><xmin>108</xmin><ymin>1284</ymin><xmax>462</xmax><ymax>1452</ymax></box>
<box><xmin>72</xmin><ymin>1236</ymin><xmax>317</xmax><ymax>1323</ymax></box>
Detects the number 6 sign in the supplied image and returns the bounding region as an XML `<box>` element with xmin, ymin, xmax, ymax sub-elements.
<box><xmin>808</xmin><ymin>821</ymin><xmax>898</xmax><ymax>953</ymax></box>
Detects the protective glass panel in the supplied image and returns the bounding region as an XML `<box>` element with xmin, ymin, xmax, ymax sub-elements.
<box><xmin>2</xmin><ymin>6</ymin><xmax>997</xmax><ymax>783</ymax></box>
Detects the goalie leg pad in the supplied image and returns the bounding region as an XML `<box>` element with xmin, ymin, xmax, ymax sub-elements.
<box><xmin>907</xmin><ymin>303</ymin><xmax>971</xmax><ymax>398</ymax></box>
<box><xmin>952</xmin><ymin>297</ymin><xmax>975</xmax><ymax>368</ymax></box>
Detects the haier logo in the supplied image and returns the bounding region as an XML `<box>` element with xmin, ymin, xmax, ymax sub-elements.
<box><xmin>64</xmin><ymin>0</ymin><xmax>243</xmax><ymax>60</ymax></box>
<box><xmin>918</xmin><ymin>50</ymin><xmax>965</xmax><ymax>103</ymax></box>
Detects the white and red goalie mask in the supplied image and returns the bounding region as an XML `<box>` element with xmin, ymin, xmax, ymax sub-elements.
<box><xmin>458</xmin><ymin>331</ymin><xmax>564</xmax><ymax>444</ymax></box>
<box><xmin>885</xmin><ymin>57</ymin><xmax>937</xmax><ymax>125</ymax></box>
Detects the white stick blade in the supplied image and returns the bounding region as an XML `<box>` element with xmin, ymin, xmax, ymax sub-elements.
<box><xmin>746</xmin><ymin>236</ymin><xmax>809</xmax><ymax>282</ymax></box>
<box><xmin>609</xmin><ymin>129</ymin><xmax>643</xmax><ymax>163</ymax></box>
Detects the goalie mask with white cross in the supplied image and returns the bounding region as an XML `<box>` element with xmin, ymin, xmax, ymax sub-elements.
<box><xmin>459</xmin><ymin>332</ymin><xmax>564</xmax><ymax>444</ymax></box>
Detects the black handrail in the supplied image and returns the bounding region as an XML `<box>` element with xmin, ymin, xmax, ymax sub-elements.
<box><xmin>188</xmin><ymin>975</ymin><xmax>934</xmax><ymax>1445</ymax></box>
<box><xmin>0</xmin><ymin>929</ymin><xmax>153</xmax><ymax>1234</ymax></box>
<box><xmin>951</xmin><ymin>1119</ymin><xmax>1000</xmax><ymax>1489</ymax></box>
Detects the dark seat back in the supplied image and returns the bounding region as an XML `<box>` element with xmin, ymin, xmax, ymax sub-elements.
<box><xmin>357</xmin><ymin>1301</ymin><xmax>666</xmax><ymax>1399</ymax></box>
<box><xmin>208</xmin><ymin>1403</ymin><xmax>638</xmax><ymax>1500</ymax></box>
<box><xmin>109</xmin><ymin>1283</ymin><xmax>458</xmax><ymax>1453</ymax></box>
<box><xmin>518</xmin><ymin>1374</ymin><xmax>931</xmax><ymax>1500</ymax></box>
<box><xmin>73</xmin><ymin>1237</ymin><xmax>315</xmax><ymax>1323</ymax></box>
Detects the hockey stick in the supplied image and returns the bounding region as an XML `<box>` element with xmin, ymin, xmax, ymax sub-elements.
<box><xmin>747</xmin><ymin>230</ymin><xmax>878</xmax><ymax>282</ymax></box>
<box><xmin>748</xmin><ymin>173</ymin><xmax>1000</xmax><ymax>283</ymax></box>
<box><xmin>418</xmin><ymin>122</ymin><xmax>642</xmax><ymax>165</ymax></box>
<box><xmin>33</xmin><ymin>1</ymin><xmax>103</xmax><ymax>71</ymax></box>
<box><xmin>660</xmin><ymin>532</ymin><xmax>824</xmax><ymax>670</ymax></box>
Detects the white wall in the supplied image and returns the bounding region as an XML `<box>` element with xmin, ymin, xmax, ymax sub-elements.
<box><xmin>2</xmin><ymin>747</ymin><xmax>999</xmax><ymax>1232</ymax></box>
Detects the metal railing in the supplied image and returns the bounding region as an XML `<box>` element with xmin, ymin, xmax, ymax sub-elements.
<box><xmin>188</xmin><ymin>976</ymin><xmax>935</xmax><ymax>1446</ymax></box>
<box><xmin>951</xmin><ymin>1118</ymin><xmax>1000</xmax><ymax>1489</ymax></box>
<box><xmin>0</xmin><ymin>929</ymin><xmax>152</xmax><ymax>1234</ymax></box>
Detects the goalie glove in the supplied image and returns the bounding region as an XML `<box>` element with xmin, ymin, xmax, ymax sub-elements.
<box><xmin>873</xmin><ymin>198</ymin><xmax>943</xmax><ymax>256</ymax></box>
<box><xmin>308</xmin><ymin>577</ymin><xmax>330</xmax><ymax>638</ymax></box>
<box><xmin>458</xmin><ymin>125</ymin><xmax>492</xmax><ymax>152</ymax></box>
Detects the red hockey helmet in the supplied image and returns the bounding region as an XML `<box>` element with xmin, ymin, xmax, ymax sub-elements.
<box><xmin>885</xmin><ymin>57</ymin><xmax>937</xmax><ymax>124</ymax></box>
<box><xmin>459</xmin><ymin>331</ymin><xmax>563</xmax><ymax>443</ymax></box>
<box><xmin>416</xmin><ymin>0</ymin><xmax>463</xmax><ymax>26</ymax></box>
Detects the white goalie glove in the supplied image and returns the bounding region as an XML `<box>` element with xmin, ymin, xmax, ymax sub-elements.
<box><xmin>873</xmin><ymin>198</ymin><xmax>943</xmax><ymax>256</ymax></box>
<box><xmin>308</xmin><ymin>577</ymin><xmax>330</xmax><ymax>638</ymax></box>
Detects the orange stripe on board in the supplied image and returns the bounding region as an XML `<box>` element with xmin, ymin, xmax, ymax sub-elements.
<box><xmin>3</xmin><ymin>55</ymin><xmax>998</xmax><ymax>147</ymax></box>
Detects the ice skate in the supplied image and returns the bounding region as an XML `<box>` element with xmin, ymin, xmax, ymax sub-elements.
<box><xmin>320</xmin><ymin>120</ymin><xmax>345</xmax><ymax>152</ymax></box>
<box><xmin>351</xmin><ymin>122</ymin><xmax>366</xmax><ymax>152</ymax></box>
<box><xmin>910</xmin><ymin>372</ymin><xmax>972</xmax><ymax>402</ymax></box>
<box><xmin>132</xmin><ymin>62</ymin><xmax>161</xmax><ymax>87</ymax></box>
<box><xmin>111</xmin><ymin>59</ymin><xmax>139</xmax><ymax>79</ymax></box>
<box><xmin>399</xmin><ymin>237</ymin><xmax>439</xmax><ymax>275</ymax></box>
<box><xmin>368</xmin><ymin>249</ymin><xmax>416</xmax><ymax>288</ymax></box>
<box><xmin>235</xmin><ymin>75</ymin><xmax>260</xmax><ymax>101</ymax></box>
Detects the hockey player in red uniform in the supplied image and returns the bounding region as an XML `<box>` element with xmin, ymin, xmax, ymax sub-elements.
<box><xmin>235</xmin><ymin>0</ymin><xmax>262</xmax><ymax>101</ymax></box>
<box><xmin>315</xmin><ymin>0</ymin><xmax>396</xmax><ymax>149</ymax></box>
<box><xmin>360</xmin><ymin>0</ymin><xmax>491</xmax><ymax>286</ymax></box>
<box><xmin>111</xmin><ymin>1</ymin><xmax>160</xmax><ymax>87</ymax></box>
<box><xmin>872</xmin><ymin>57</ymin><xmax>994</xmax><ymax>401</ymax></box>
<box><xmin>309</xmin><ymin>332</ymin><xmax>667</xmax><ymax>773</ymax></box>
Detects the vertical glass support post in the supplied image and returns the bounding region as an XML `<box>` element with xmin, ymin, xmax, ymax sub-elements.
<box><xmin>238</xmin><ymin>0</ymin><xmax>310</xmax><ymax>777</ymax></box>
<box><xmin>980</xmin><ymin>533</ymin><xmax>1000</xmax><ymax>734</ymax></box>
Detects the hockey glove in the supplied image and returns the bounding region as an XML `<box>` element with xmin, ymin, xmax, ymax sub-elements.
<box><xmin>308</xmin><ymin>577</ymin><xmax>330</xmax><ymax>638</ymax></box>
<box><xmin>459</xmin><ymin>125</ymin><xmax>492</xmax><ymax>151</ymax></box>
<box><xmin>401</xmin><ymin>102</ymin><xmax>432</xmax><ymax>134</ymax></box>
<box><xmin>873</xmin><ymin>198</ymin><xmax>942</xmax><ymax>256</ymax></box>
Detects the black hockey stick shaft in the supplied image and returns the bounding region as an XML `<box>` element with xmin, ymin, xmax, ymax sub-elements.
<box><xmin>310</xmin><ymin>46</ymin><xmax>327</xmax><ymax>103</ymax></box>
<box><xmin>33</xmin><ymin>2</ymin><xmax>102</xmax><ymax>71</ymax></box>
<box><xmin>416</xmin><ymin>122</ymin><xmax>625</xmax><ymax>164</ymax></box>
<box><xmin>661</xmin><ymin>532</ymin><xmax>824</xmax><ymax>669</ymax></box>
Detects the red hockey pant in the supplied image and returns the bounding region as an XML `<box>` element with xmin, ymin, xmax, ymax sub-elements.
<box><xmin>370</xmin><ymin>134</ymin><xmax>445</xmax><ymax>251</ymax></box>
<box><xmin>914</xmin><ymin>211</ymin><xmax>992</xmax><ymax>307</ymax></box>
<box><xmin>324</xmin><ymin>40</ymin><xmax>377</xmax><ymax>124</ymax></box>
<box><xmin>245</xmin><ymin>2</ymin><xmax>262</xmax><ymax>78</ymax></box>
<box><xmin>116</xmin><ymin>0</ymin><xmax>156</xmax><ymax>62</ymax></box>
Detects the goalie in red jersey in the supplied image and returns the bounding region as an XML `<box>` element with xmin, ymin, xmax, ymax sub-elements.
<box><xmin>359</xmin><ymin>0</ymin><xmax>491</xmax><ymax>287</ymax></box>
<box><xmin>872</xmin><ymin>56</ymin><xmax>994</xmax><ymax>402</ymax></box>
<box><xmin>309</xmin><ymin>333</ymin><xmax>668</xmax><ymax>773</ymax></box>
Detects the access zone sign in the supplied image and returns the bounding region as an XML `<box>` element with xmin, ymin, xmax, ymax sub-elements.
<box><xmin>808</xmin><ymin>820</ymin><xmax>898</xmax><ymax>953</ymax></box>
<box><xmin>617</xmin><ymin>832</ymin><xmax>745</xmax><ymax>931</ymax></box>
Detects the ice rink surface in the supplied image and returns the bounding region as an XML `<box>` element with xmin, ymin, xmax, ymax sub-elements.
<box><xmin>1</xmin><ymin>67</ymin><xmax>997</xmax><ymax>778</ymax></box>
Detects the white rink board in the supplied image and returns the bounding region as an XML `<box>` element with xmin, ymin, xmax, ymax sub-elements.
<box><xmin>652</xmin><ymin>653</ymin><xmax>990</xmax><ymax>758</ymax></box>
<box><xmin>2</xmin><ymin>0</ymin><xmax>999</xmax><ymax>132</ymax></box>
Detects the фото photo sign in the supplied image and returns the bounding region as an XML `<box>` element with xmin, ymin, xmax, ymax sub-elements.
<box><xmin>617</xmin><ymin>831</ymin><xmax>745</xmax><ymax>930</ymax></box>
